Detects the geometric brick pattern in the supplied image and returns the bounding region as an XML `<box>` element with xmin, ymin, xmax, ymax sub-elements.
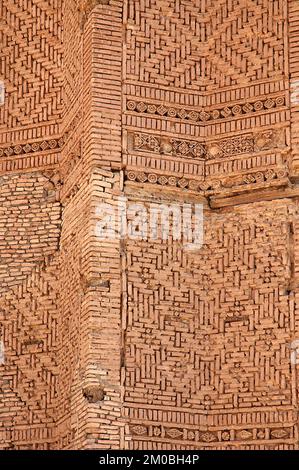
<box><xmin>0</xmin><ymin>235</ymin><xmax>60</xmax><ymax>449</ymax></box>
<box><xmin>124</xmin><ymin>199</ymin><xmax>298</xmax><ymax>449</ymax></box>
<box><xmin>1</xmin><ymin>0</ymin><xmax>299</xmax><ymax>451</ymax></box>
<box><xmin>124</xmin><ymin>0</ymin><xmax>289</xmax><ymax>190</ymax></box>
<box><xmin>0</xmin><ymin>173</ymin><xmax>61</xmax><ymax>294</ymax></box>
<box><xmin>125</xmin><ymin>0</ymin><xmax>286</xmax><ymax>91</ymax></box>
<box><xmin>0</xmin><ymin>0</ymin><xmax>63</xmax><ymax>143</ymax></box>
<box><xmin>125</xmin><ymin>96</ymin><xmax>286</xmax><ymax>123</ymax></box>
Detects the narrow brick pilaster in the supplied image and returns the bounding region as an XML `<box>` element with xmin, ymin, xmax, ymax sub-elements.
<box><xmin>289</xmin><ymin>0</ymin><xmax>299</xmax><ymax>174</ymax></box>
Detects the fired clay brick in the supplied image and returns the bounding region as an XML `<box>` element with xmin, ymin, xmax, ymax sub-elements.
<box><xmin>0</xmin><ymin>0</ymin><xmax>299</xmax><ymax>450</ymax></box>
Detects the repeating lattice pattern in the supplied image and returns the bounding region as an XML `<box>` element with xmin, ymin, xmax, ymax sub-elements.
<box><xmin>0</xmin><ymin>0</ymin><xmax>298</xmax><ymax>452</ymax></box>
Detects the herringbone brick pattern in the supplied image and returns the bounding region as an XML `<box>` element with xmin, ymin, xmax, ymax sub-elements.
<box><xmin>125</xmin><ymin>0</ymin><xmax>285</xmax><ymax>91</ymax></box>
<box><xmin>0</xmin><ymin>0</ymin><xmax>63</xmax><ymax>140</ymax></box>
<box><xmin>0</xmin><ymin>252</ymin><xmax>60</xmax><ymax>449</ymax></box>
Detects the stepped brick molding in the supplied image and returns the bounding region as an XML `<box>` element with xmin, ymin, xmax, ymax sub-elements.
<box><xmin>0</xmin><ymin>0</ymin><xmax>299</xmax><ymax>450</ymax></box>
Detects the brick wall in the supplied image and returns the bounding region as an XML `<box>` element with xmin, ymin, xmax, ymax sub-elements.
<box><xmin>123</xmin><ymin>194</ymin><xmax>298</xmax><ymax>449</ymax></box>
<box><xmin>1</xmin><ymin>0</ymin><xmax>299</xmax><ymax>450</ymax></box>
<box><xmin>0</xmin><ymin>171</ymin><xmax>61</xmax><ymax>449</ymax></box>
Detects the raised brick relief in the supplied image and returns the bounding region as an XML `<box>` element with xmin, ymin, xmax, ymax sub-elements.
<box><xmin>0</xmin><ymin>253</ymin><xmax>60</xmax><ymax>449</ymax></box>
<box><xmin>125</xmin><ymin>0</ymin><xmax>286</xmax><ymax>90</ymax></box>
<box><xmin>123</xmin><ymin>198</ymin><xmax>299</xmax><ymax>449</ymax></box>
<box><xmin>0</xmin><ymin>0</ymin><xmax>63</xmax><ymax>141</ymax></box>
<box><xmin>0</xmin><ymin>0</ymin><xmax>299</xmax><ymax>452</ymax></box>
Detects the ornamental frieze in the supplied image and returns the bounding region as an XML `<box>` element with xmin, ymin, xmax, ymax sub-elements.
<box><xmin>129</xmin><ymin>423</ymin><xmax>293</xmax><ymax>443</ymax></box>
<box><xmin>0</xmin><ymin>137</ymin><xmax>65</xmax><ymax>158</ymax></box>
<box><xmin>125</xmin><ymin>168</ymin><xmax>288</xmax><ymax>194</ymax></box>
<box><xmin>129</xmin><ymin>129</ymin><xmax>286</xmax><ymax>160</ymax></box>
<box><xmin>126</xmin><ymin>95</ymin><xmax>286</xmax><ymax>123</ymax></box>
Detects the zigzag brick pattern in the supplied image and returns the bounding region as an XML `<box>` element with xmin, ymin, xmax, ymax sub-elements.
<box><xmin>125</xmin><ymin>0</ymin><xmax>286</xmax><ymax>90</ymax></box>
<box><xmin>0</xmin><ymin>252</ymin><xmax>60</xmax><ymax>449</ymax></box>
<box><xmin>0</xmin><ymin>0</ymin><xmax>299</xmax><ymax>451</ymax></box>
<box><xmin>123</xmin><ymin>198</ymin><xmax>298</xmax><ymax>449</ymax></box>
<box><xmin>0</xmin><ymin>0</ymin><xmax>63</xmax><ymax>143</ymax></box>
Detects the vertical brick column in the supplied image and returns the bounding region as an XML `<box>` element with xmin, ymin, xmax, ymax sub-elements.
<box><xmin>55</xmin><ymin>0</ymin><xmax>124</xmax><ymax>449</ymax></box>
<box><xmin>288</xmin><ymin>0</ymin><xmax>299</xmax><ymax>430</ymax></box>
<box><xmin>80</xmin><ymin>1</ymin><xmax>124</xmax><ymax>449</ymax></box>
<box><xmin>82</xmin><ymin>1</ymin><xmax>123</xmax><ymax>171</ymax></box>
<box><xmin>289</xmin><ymin>0</ymin><xmax>299</xmax><ymax>174</ymax></box>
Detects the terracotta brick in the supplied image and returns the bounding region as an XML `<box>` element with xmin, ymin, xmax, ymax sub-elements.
<box><xmin>0</xmin><ymin>0</ymin><xmax>299</xmax><ymax>451</ymax></box>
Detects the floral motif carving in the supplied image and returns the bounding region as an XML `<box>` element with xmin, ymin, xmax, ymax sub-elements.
<box><xmin>130</xmin><ymin>129</ymin><xmax>286</xmax><ymax>161</ymax></box>
<box><xmin>236</xmin><ymin>430</ymin><xmax>253</xmax><ymax>441</ymax></box>
<box><xmin>130</xmin><ymin>425</ymin><xmax>148</xmax><ymax>436</ymax></box>
<box><xmin>270</xmin><ymin>429</ymin><xmax>290</xmax><ymax>439</ymax></box>
<box><xmin>165</xmin><ymin>428</ymin><xmax>184</xmax><ymax>439</ymax></box>
<box><xmin>128</xmin><ymin>423</ymin><xmax>293</xmax><ymax>443</ymax></box>
<box><xmin>199</xmin><ymin>432</ymin><xmax>218</xmax><ymax>443</ymax></box>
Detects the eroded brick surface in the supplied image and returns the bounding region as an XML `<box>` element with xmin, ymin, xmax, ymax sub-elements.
<box><xmin>1</xmin><ymin>0</ymin><xmax>299</xmax><ymax>450</ymax></box>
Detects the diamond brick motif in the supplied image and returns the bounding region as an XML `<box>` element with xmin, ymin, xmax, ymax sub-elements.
<box><xmin>136</xmin><ymin>102</ymin><xmax>147</xmax><ymax>113</ymax></box>
<box><xmin>0</xmin><ymin>0</ymin><xmax>296</xmax><ymax>453</ymax></box>
<box><xmin>264</xmin><ymin>98</ymin><xmax>275</xmax><ymax>109</ymax></box>
<box><xmin>178</xmin><ymin>142</ymin><xmax>189</xmax><ymax>155</ymax></box>
<box><xmin>40</xmin><ymin>141</ymin><xmax>49</xmax><ymax>151</ymax></box>
<box><xmin>199</xmin><ymin>111</ymin><xmax>211</xmax><ymax>121</ymax></box>
<box><xmin>157</xmin><ymin>105</ymin><xmax>167</xmax><ymax>115</ymax></box>
<box><xmin>23</xmin><ymin>144</ymin><xmax>32</xmax><ymax>153</ymax></box>
<box><xmin>243</xmin><ymin>103</ymin><xmax>254</xmax><ymax>113</ymax></box>
<box><xmin>221</xmin><ymin>107</ymin><xmax>232</xmax><ymax>118</ymax></box>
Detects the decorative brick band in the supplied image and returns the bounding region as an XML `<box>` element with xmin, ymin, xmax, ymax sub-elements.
<box><xmin>125</xmin><ymin>168</ymin><xmax>288</xmax><ymax>193</ymax></box>
<box><xmin>0</xmin><ymin>137</ymin><xmax>65</xmax><ymax>158</ymax></box>
<box><xmin>0</xmin><ymin>153</ymin><xmax>60</xmax><ymax>174</ymax></box>
<box><xmin>130</xmin><ymin>129</ymin><xmax>286</xmax><ymax>160</ymax></box>
<box><xmin>129</xmin><ymin>423</ymin><xmax>293</xmax><ymax>444</ymax></box>
<box><xmin>126</xmin><ymin>95</ymin><xmax>286</xmax><ymax>123</ymax></box>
